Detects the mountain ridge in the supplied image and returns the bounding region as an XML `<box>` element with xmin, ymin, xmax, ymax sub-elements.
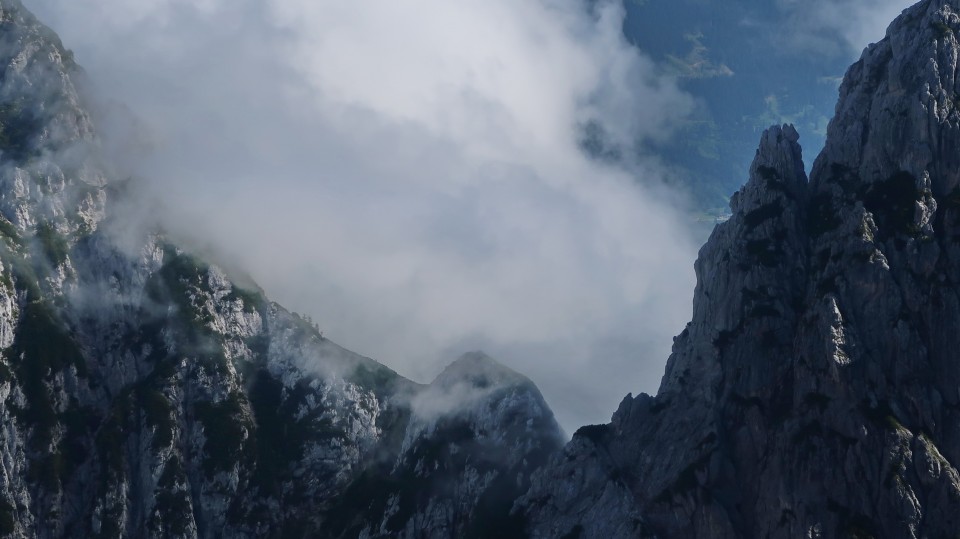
<box><xmin>0</xmin><ymin>1</ymin><xmax>564</xmax><ymax>536</ymax></box>
<box><xmin>520</xmin><ymin>1</ymin><xmax>960</xmax><ymax>537</ymax></box>
<box><xmin>4</xmin><ymin>0</ymin><xmax>960</xmax><ymax>537</ymax></box>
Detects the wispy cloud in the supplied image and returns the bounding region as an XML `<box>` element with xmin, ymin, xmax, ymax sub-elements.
<box><xmin>667</xmin><ymin>32</ymin><xmax>734</xmax><ymax>79</ymax></box>
<box><xmin>774</xmin><ymin>0</ymin><xmax>915</xmax><ymax>56</ymax></box>
<box><xmin>26</xmin><ymin>0</ymin><xmax>700</xmax><ymax>433</ymax></box>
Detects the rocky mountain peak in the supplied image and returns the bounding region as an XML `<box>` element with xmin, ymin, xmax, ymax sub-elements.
<box><xmin>654</xmin><ymin>122</ymin><xmax>809</xmax><ymax>406</ymax></box>
<box><xmin>741</xmin><ymin>124</ymin><xmax>806</xmax><ymax>202</ymax></box>
<box><xmin>431</xmin><ymin>351</ymin><xmax>529</xmax><ymax>391</ymax></box>
<box><xmin>521</xmin><ymin>1</ymin><xmax>960</xmax><ymax>537</ymax></box>
<box><xmin>813</xmin><ymin>0</ymin><xmax>960</xmax><ymax>198</ymax></box>
<box><xmin>409</xmin><ymin>350</ymin><xmax>560</xmax><ymax>443</ymax></box>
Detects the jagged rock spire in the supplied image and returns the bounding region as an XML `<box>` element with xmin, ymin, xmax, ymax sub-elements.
<box><xmin>521</xmin><ymin>2</ymin><xmax>960</xmax><ymax>537</ymax></box>
<box><xmin>659</xmin><ymin>124</ymin><xmax>808</xmax><ymax>404</ymax></box>
<box><xmin>813</xmin><ymin>0</ymin><xmax>960</xmax><ymax>196</ymax></box>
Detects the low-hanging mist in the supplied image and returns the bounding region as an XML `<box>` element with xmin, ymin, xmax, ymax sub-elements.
<box><xmin>24</xmin><ymin>0</ymin><xmax>708</xmax><ymax>433</ymax></box>
<box><xmin>23</xmin><ymin>0</ymin><xmax>912</xmax><ymax>433</ymax></box>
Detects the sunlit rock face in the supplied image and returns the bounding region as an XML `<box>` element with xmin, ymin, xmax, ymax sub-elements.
<box><xmin>0</xmin><ymin>1</ymin><xmax>563</xmax><ymax>538</ymax></box>
<box><xmin>520</xmin><ymin>1</ymin><xmax>960</xmax><ymax>537</ymax></box>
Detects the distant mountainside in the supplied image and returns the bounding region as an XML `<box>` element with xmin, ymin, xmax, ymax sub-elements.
<box><xmin>3</xmin><ymin>0</ymin><xmax>960</xmax><ymax>538</ymax></box>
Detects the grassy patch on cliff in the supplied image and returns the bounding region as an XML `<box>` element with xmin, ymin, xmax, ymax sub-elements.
<box><xmin>226</xmin><ymin>285</ymin><xmax>265</xmax><ymax>315</ymax></box>
<box><xmin>149</xmin><ymin>456</ymin><xmax>192</xmax><ymax>536</ymax></box>
<box><xmin>244</xmin><ymin>368</ymin><xmax>351</xmax><ymax>508</ymax></box>
<box><xmin>195</xmin><ymin>392</ymin><xmax>249</xmax><ymax>477</ymax></box>
<box><xmin>8</xmin><ymin>299</ymin><xmax>87</xmax><ymax>450</ymax></box>
<box><xmin>35</xmin><ymin>223</ymin><xmax>68</xmax><ymax>267</ymax></box>
<box><xmin>0</xmin><ymin>218</ymin><xmax>20</xmax><ymax>248</ymax></box>
<box><xmin>0</xmin><ymin>99</ymin><xmax>40</xmax><ymax>162</ymax></box>
<box><xmin>0</xmin><ymin>499</ymin><xmax>14</xmax><ymax>535</ymax></box>
<box><xmin>144</xmin><ymin>245</ymin><xmax>234</xmax><ymax>376</ymax></box>
<box><xmin>140</xmin><ymin>388</ymin><xmax>175</xmax><ymax>449</ymax></box>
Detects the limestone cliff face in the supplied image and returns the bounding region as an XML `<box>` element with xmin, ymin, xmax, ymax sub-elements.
<box><xmin>521</xmin><ymin>1</ymin><xmax>960</xmax><ymax>537</ymax></box>
<box><xmin>0</xmin><ymin>1</ymin><xmax>563</xmax><ymax>538</ymax></box>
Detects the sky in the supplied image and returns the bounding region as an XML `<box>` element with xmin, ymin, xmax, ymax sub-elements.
<box><xmin>25</xmin><ymin>0</ymin><xmax>913</xmax><ymax>434</ymax></box>
<box><xmin>775</xmin><ymin>0</ymin><xmax>914</xmax><ymax>56</ymax></box>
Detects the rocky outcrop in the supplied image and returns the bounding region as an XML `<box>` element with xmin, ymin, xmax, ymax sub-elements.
<box><xmin>324</xmin><ymin>352</ymin><xmax>562</xmax><ymax>539</ymax></box>
<box><xmin>520</xmin><ymin>1</ymin><xmax>960</xmax><ymax>537</ymax></box>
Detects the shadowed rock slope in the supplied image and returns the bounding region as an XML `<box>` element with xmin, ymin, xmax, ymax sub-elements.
<box><xmin>520</xmin><ymin>1</ymin><xmax>960</xmax><ymax>537</ymax></box>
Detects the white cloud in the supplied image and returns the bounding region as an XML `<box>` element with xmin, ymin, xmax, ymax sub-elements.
<box><xmin>26</xmin><ymin>0</ymin><xmax>699</xmax><ymax>433</ymax></box>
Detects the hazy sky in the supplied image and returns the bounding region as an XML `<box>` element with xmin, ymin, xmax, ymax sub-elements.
<box><xmin>25</xmin><ymin>0</ymin><xmax>913</xmax><ymax>433</ymax></box>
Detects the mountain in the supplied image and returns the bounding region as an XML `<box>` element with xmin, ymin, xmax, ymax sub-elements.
<box><xmin>520</xmin><ymin>0</ymin><xmax>960</xmax><ymax>536</ymax></box>
<box><xmin>324</xmin><ymin>352</ymin><xmax>561</xmax><ymax>538</ymax></box>
<box><xmin>0</xmin><ymin>1</ymin><xmax>562</xmax><ymax>537</ymax></box>
<box><xmin>4</xmin><ymin>0</ymin><xmax>960</xmax><ymax>537</ymax></box>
